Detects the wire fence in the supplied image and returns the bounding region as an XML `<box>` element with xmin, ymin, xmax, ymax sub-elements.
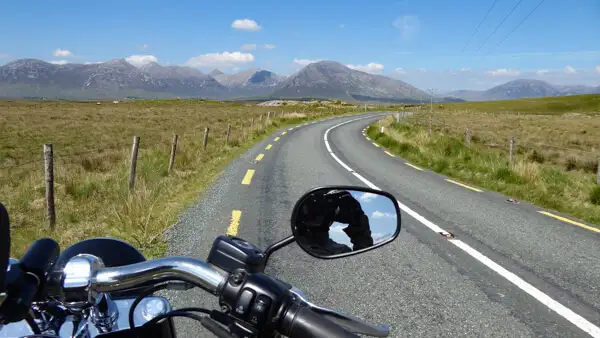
<box><xmin>387</xmin><ymin>112</ymin><xmax>600</xmax><ymax>184</ymax></box>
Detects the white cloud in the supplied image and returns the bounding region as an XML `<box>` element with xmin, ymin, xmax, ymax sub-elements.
<box><xmin>536</xmin><ymin>69</ymin><xmax>549</xmax><ymax>75</ymax></box>
<box><xmin>185</xmin><ymin>51</ymin><xmax>254</xmax><ymax>68</ymax></box>
<box><xmin>263</xmin><ymin>44</ymin><xmax>276</xmax><ymax>50</ymax></box>
<box><xmin>371</xmin><ymin>211</ymin><xmax>397</xmax><ymax>219</ymax></box>
<box><xmin>232</xmin><ymin>19</ymin><xmax>262</xmax><ymax>31</ymax></box>
<box><xmin>359</xmin><ymin>193</ymin><xmax>377</xmax><ymax>203</ymax></box>
<box><xmin>125</xmin><ymin>55</ymin><xmax>158</xmax><ymax>67</ymax></box>
<box><xmin>347</xmin><ymin>62</ymin><xmax>384</xmax><ymax>74</ymax></box>
<box><xmin>596</xmin><ymin>66</ymin><xmax>600</xmax><ymax>74</ymax></box>
<box><xmin>50</xmin><ymin>60</ymin><xmax>68</xmax><ymax>65</ymax></box>
<box><xmin>486</xmin><ymin>68</ymin><xmax>521</xmax><ymax>76</ymax></box>
<box><xmin>53</xmin><ymin>49</ymin><xmax>73</xmax><ymax>57</ymax></box>
<box><xmin>241</xmin><ymin>44</ymin><xmax>257</xmax><ymax>51</ymax></box>
<box><xmin>565</xmin><ymin>65</ymin><xmax>576</xmax><ymax>74</ymax></box>
<box><xmin>392</xmin><ymin>15</ymin><xmax>420</xmax><ymax>40</ymax></box>
<box><xmin>293</xmin><ymin>58</ymin><xmax>321</xmax><ymax>66</ymax></box>
<box><xmin>460</xmin><ymin>68</ymin><xmax>472</xmax><ymax>72</ymax></box>
<box><xmin>395</xmin><ymin>67</ymin><xmax>407</xmax><ymax>74</ymax></box>
<box><xmin>84</xmin><ymin>61</ymin><xmax>103</xmax><ymax>64</ymax></box>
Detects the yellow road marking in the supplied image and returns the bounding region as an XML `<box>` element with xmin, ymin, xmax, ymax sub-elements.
<box><xmin>366</xmin><ymin>137</ymin><xmax>371</xmax><ymax>141</ymax></box>
<box><xmin>274</xmin><ymin>137</ymin><xmax>280</xmax><ymax>142</ymax></box>
<box><xmin>281</xmin><ymin>131</ymin><xmax>287</xmax><ymax>135</ymax></box>
<box><xmin>265</xmin><ymin>144</ymin><xmax>272</xmax><ymax>150</ymax></box>
<box><xmin>226</xmin><ymin>210</ymin><xmax>242</xmax><ymax>236</ymax></box>
<box><xmin>372</xmin><ymin>143</ymin><xmax>380</xmax><ymax>148</ymax></box>
<box><xmin>446</xmin><ymin>179</ymin><xmax>483</xmax><ymax>192</ymax></box>
<box><xmin>405</xmin><ymin>162</ymin><xmax>423</xmax><ymax>171</ymax></box>
<box><xmin>255</xmin><ymin>154</ymin><xmax>264</xmax><ymax>162</ymax></box>
<box><xmin>241</xmin><ymin>169</ymin><xmax>255</xmax><ymax>185</ymax></box>
<box><xmin>289</xmin><ymin>127</ymin><xmax>294</xmax><ymax>130</ymax></box>
<box><xmin>538</xmin><ymin>211</ymin><xmax>600</xmax><ymax>233</ymax></box>
<box><xmin>384</xmin><ymin>151</ymin><xmax>395</xmax><ymax>157</ymax></box>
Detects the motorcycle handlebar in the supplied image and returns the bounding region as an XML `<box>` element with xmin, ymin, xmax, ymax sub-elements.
<box><xmin>90</xmin><ymin>257</ymin><xmax>226</xmax><ymax>295</ymax></box>
<box><xmin>281</xmin><ymin>303</ymin><xmax>359</xmax><ymax>338</ymax></box>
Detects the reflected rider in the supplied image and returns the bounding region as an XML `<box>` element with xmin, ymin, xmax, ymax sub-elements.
<box><xmin>295</xmin><ymin>190</ymin><xmax>374</xmax><ymax>255</ymax></box>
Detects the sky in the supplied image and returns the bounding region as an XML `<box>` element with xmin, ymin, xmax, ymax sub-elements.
<box><xmin>1</xmin><ymin>0</ymin><xmax>599</xmax><ymax>91</ymax></box>
<box><xmin>329</xmin><ymin>192</ymin><xmax>398</xmax><ymax>249</ymax></box>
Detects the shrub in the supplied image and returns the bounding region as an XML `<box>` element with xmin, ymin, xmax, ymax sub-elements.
<box><xmin>590</xmin><ymin>186</ymin><xmax>600</xmax><ymax>205</ymax></box>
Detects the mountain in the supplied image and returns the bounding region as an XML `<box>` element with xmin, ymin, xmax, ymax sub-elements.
<box><xmin>209</xmin><ymin>69</ymin><xmax>224</xmax><ymax>77</ymax></box>
<box><xmin>448</xmin><ymin>79</ymin><xmax>600</xmax><ymax>101</ymax></box>
<box><xmin>272</xmin><ymin>61</ymin><xmax>428</xmax><ymax>102</ymax></box>
<box><xmin>0</xmin><ymin>59</ymin><xmax>226</xmax><ymax>99</ymax></box>
<box><xmin>213</xmin><ymin>68</ymin><xmax>285</xmax><ymax>97</ymax></box>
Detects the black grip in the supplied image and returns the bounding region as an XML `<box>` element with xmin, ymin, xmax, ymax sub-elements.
<box><xmin>20</xmin><ymin>238</ymin><xmax>60</xmax><ymax>282</ymax></box>
<box><xmin>287</xmin><ymin>306</ymin><xmax>359</xmax><ymax>338</ymax></box>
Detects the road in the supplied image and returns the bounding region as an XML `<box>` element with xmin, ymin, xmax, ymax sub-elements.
<box><xmin>167</xmin><ymin>113</ymin><xmax>600</xmax><ymax>337</ymax></box>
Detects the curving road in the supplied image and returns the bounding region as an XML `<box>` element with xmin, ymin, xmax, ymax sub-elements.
<box><xmin>167</xmin><ymin>113</ymin><xmax>600</xmax><ymax>337</ymax></box>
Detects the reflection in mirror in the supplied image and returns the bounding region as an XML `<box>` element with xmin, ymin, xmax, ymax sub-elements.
<box><xmin>293</xmin><ymin>188</ymin><xmax>399</xmax><ymax>258</ymax></box>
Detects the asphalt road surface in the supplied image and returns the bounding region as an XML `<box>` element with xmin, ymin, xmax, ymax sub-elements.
<box><xmin>167</xmin><ymin>113</ymin><xmax>600</xmax><ymax>337</ymax></box>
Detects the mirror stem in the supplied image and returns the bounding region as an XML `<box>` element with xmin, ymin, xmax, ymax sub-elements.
<box><xmin>263</xmin><ymin>236</ymin><xmax>295</xmax><ymax>266</ymax></box>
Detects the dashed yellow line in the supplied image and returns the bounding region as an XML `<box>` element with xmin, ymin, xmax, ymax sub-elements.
<box><xmin>255</xmin><ymin>154</ymin><xmax>264</xmax><ymax>162</ymax></box>
<box><xmin>274</xmin><ymin>137</ymin><xmax>280</xmax><ymax>142</ymax></box>
<box><xmin>384</xmin><ymin>151</ymin><xmax>395</xmax><ymax>157</ymax></box>
<box><xmin>281</xmin><ymin>131</ymin><xmax>287</xmax><ymax>135</ymax></box>
<box><xmin>241</xmin><ymin>169</ymin><xmax>256</xmax><ymax>185</ymax></box>
<box><xmin>446</xmin><ymin>179</ymin><xmax>483</xmax><ymax>192</ymax></box>
<box><xmin>289</xmin><ymin>127</ymin><xmax>294</xmax><ymax>131</ymax></box>
<box><xmin>405</xmin><ymin>162</ymin><xmax>424</xmax><ymax>171</ymax></box>
<box><xmin>226</xmin><ymin>210</ymin><xmax>242</xmax><ymax>236</ymax></box>
<box><xmin>372</xmin><ymin>142</ymin><xmax>380</xmax><ymax>148</ymax></box>
<box><xmin>265</xmin><ymin>144</ymin><xmax>272</xmax><ymax>150</ymax></box>
<box><xmin>366</xmin><ymin>137</ymin><xmax>371</xmax><ymax>141</ymax></box>
<box><xmin>538</xmin><ymin>211</ymin><xmax>600</xmax><ymax>233</ymax></box>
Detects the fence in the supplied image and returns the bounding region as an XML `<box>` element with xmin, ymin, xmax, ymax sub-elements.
<box><xmin>388</xmin><ymin>113</ymin><xmax>600</xmax><ymax>185</ymax></box>
<box><xmin>1</xmin><ymin>109</ymin><xmax>343</xmax><ymax>229</ymax></box>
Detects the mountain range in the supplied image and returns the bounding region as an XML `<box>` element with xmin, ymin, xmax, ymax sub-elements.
<box><xmin>0</xmin><ymin>58</ymin><xmax>598</xmax><ymax>101</ymax></box>
<box><xmin>447</xmin><ymin>79</ymin><xmax>600</xmax><ymax>101</ymax></box>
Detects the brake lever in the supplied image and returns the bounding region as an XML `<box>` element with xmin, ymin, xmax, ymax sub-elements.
<box><xmin>289</xmin><ymin>288</ymin><xmax>390</xmax><ymax>337</ymax></box>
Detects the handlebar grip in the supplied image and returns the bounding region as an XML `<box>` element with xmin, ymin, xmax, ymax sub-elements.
<box><xmin>283</xmin><ymin>304</ymin><xmax>359</xmax><ymax>338</ymax></box>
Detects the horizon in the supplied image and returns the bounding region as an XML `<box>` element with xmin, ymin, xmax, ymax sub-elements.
<box><xmin>1</xmin><ymin>0</ymin><xmax>599</xmax><ymax>91</ymax></box>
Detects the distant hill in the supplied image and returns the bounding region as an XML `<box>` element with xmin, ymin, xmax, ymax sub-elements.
<box><xmin>213</xmin><ymin>68</ymin><xmax>285</xmax><ymax>97</ymax></box>
<box><xmin>272</xmin><ymin>61</ymin><xmax>429</xmax><ymax>103</ymax></box>
<box><xmin>447</xmin><ymin>79</ymin><xmax>600</xmax><ymax>101</ymax></box>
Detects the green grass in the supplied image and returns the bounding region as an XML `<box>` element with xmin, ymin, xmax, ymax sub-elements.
<box><xmin>368</xmin><ymin>116</ymin><xmax>600</xmax><ymax>227</ymax></box>
<box><xmin>1</xmin><ymin>100</ymin><xmax>364</xmax><ymax>258</ymax></box>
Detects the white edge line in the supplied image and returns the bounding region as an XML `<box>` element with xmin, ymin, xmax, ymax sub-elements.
<box><xmin>323</xmin><ymin>116</ymin><xmax>600</xmax><ymax>337</ymax></box>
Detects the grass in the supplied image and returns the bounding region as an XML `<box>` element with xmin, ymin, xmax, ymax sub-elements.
<box><xmin>1</xmin><ymin>99</ymin><xmax>363</xmax><ymax>258</ymax></box>
<box><xmin>369</xmin><ymin>96</ymin><xmax>600</xmax><ymax>227</ymax></box>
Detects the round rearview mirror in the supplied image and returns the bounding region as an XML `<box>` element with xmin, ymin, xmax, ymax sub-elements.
<box><xmin>291</xmin><ymin>186</ymin><xmax>401</xmax><ymax>259</ymax></box>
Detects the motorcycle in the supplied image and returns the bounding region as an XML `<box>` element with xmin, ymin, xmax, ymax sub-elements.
<box><xmin>0</xmin><ymin>185</ymin><xmax>401</xmax><ymax>338</ymax></box>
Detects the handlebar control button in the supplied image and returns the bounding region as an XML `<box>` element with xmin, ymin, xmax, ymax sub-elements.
<box><xmin>235</xmin><ymin>289</ymin><xmax>255</xmax><ymax>318</ymax></box>
<box><xmin>248</xmin><ymin>295</ymin><xmax>271</xmax><ymax>326</ymax></box>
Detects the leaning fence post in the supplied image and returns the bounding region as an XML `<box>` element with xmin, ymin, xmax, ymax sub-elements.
<box><xmin>395</xmin><ymin>113</ymin><xmax>400</xmax><ymax>123</ymax></box>
<box><xmin>169</xmin><ymin>134</ymin><xmax>178</xmax><ymax>174</ymax></box>
<box><xmin>129</xmin><ymin>136</ymin><xmax>140</xmax><ymax>192</ymax></box>
<box><xmin>509</xmin><ymin>137</ymin><xmax>515</xmax><ymax>163</ymax></box>
<box><xmin>596</xmin><ymin>159</ymin><xmax>600</xmax><ymax>184</ymax></box>
<box><xmin>465</xmin><ymin>127</ymin><xmax>471</xmax><ymax>147</ymax></box>
<box><xmin>225</xmin><ymin>124</ymin><xmax>231</xmax><ymax>144</ymax></box>
<box><xmin>43</xmin><ymin>144</ymin><xmax>55</xmax><ymax>228</ymax></box>
<box><xmin>203</xmin><ymin>127</ymin><xmax>210</xmax><ymax>151</ymax></box>
<box><xmin>267</xmin><ymin>111</ymin><xmax>271</xmax><ymax>122</ymax></box>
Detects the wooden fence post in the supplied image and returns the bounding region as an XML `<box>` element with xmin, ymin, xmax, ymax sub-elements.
<box><xmin>429</xmin><ymin>118</ymin><xmax>433</xmax><ymax>137</ymax></box>
<box><xmin>251</xmin><ymin>117</ymin><xmax>254</xmax><ymax>129</ymax></box>
<box><xmin>267</xmin><ymin>111</ymin><xmax>271</xmax><ymax>122</ymax></box>
<box><xmin>395</xmin><ymin>113</ymin><xmax>400</xmax><ymax>123</ymax></box>
<box><xmin>43</xmin><ymin>144</ymin><xmax>55</xmax><ymax>228</ymax></box>
<box><xmin>129</xmin><ymin>136</ymin><xmax>140</xmax><ymax>192</ymax></box>
<box><xmin>509</xmin><ymin>136</ymin><xmax>515</xmax><ymax>163</ymax></box>
<box><xmin>596</xmin><ymin>159</ymin><xmax>600</xmax><ymax>185</ymax></box>
<box><xmin>169</xmin><ymin>134</ymin><xmax>178</xmax><ymax>174</ymax></box>
<box><xmin>465</xmin><ymin>127</ymin><xmax>471</xmax><ymax>147</ymax></box>
<box><xmin>225</xmin><ymin>124</ymin><xmax>231</xmax><ymax>144</ymax></box>
<box><xmin>203</xmin><ymin>127</ymin><xmax>210</xmax><ymax>151</ymax></box>
<box><xmin>260</xmin><ymin>114</ymin><xmax>263</xmax><ymax>125</ymax></box>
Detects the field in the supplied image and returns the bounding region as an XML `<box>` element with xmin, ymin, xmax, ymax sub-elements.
<box><xmin>0</xmin><ymin>99</ymin><xmax>361</xmax><ymax>258</ymax></box>
<box><xmin>369</xmin><ymin>94</ymin><xmax>600</xmax><ymax>227</ymax></box>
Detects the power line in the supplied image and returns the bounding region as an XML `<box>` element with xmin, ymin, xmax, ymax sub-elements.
<box><xmin>461</xmin><ymin>0</ymin><xmax>500</xmax><ymax>52</ymax></box>
<box><xmin>487</xmin><ymin>0</ymin><xmax>546</xmax><ymax>54</ymax></box>
<box><xmin>475</xmin><ymin>0</ymin><xmax>525</xmax><ymax>52</ymax></box>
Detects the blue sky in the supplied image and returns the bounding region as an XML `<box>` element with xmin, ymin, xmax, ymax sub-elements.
<box><xmin>1</xmin><ymin>0</ymin><xmax>599</xmax><ymax>90</ymax></box>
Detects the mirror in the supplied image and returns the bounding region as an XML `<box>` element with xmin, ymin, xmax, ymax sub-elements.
<box><xmin>291</xmin><ymin>186</ymin><xmax>401</xmax><ymax>259</ymax></box>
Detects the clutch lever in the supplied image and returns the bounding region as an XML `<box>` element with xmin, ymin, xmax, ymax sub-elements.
<box><xmin>289</xmin><ymin>287</ymin><xmax>389</xmax><ymax>337</ymax></box>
